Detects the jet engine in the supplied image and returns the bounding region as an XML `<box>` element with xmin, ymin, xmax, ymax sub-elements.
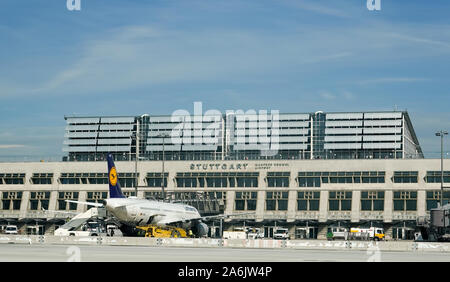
<box><xmin>192</xmin><ymin>221</ymin><xmax>209</xmax><ymax>237</ymax></box>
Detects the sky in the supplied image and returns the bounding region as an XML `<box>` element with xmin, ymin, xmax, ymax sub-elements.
<box><xmin>0</xmin><ymin>0</ymin><xmax>449</xmax><ymax>160</ymax></box>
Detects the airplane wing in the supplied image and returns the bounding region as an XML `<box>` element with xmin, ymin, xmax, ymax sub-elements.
<box><xmin>65</xmin><ymin>200</ymin><xmax>104</xmax><ymax>207</ymax></box>
<box><xmin>160</xmin><ymin>212</ymin><xmax>255</xmax><ymax>225</ymax></box>
<box><xmin>198</xmin><ymin>212</ymin><xmax>256</xmax><ymax>222</ymax></box>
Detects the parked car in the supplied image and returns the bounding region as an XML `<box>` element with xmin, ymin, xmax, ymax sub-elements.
<box><xmin>5</xmin><ymin>225</ymin><xmax>18</xmax><ymax>235</ymax></box>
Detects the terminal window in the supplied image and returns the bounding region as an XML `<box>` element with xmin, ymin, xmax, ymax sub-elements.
<box><xmin>175</xmin><ymin>172</ymin><xmax>258</xmax><ymax>188</ymax></box>
<box><xmin>118</xmin><ymin>173</ymin><xmax>138</xmax><ymax>188</ymax></box>
<box><xmin>393</xmin><ymin>171</ymin><xmax>418</xmax><ymax>183</ymax></box>
<box><xmin>425</xmin><ymin>171</ymin><xmax>450</xmax><ymax>183</ymax></box>
<box><xmin>123</xmin><ymin>191</ymin><xmax>136</xmax><ymax>197</ymax></box>
<box><xmin>0</xmin><ymin>173</ymin><xmax>25</xmax><ymax>185</ymax></box>
<box><xmin>1</xmin><ymin>192</ymin><xmax>22</xmax><ymax>210</ymax></box>
<box><xmin>328</xmin><ymin>191</ymin><xmax>352</xmax><ymax>211</ymax></box>
<box><xmin>31</xmin><ymin>173</ymin><xmax>53</xmax><ymax>185</ymax></box>
<box><xmin>57</xmin><ymin>192</ymin><xmax>79</xmax><ymax>210</ymax></box>
<box><xmin>29</xmin><ymin>191</ymin><xmax>50</xmax><ymax>210</ymax></box>
<box><xmin>361</xmin><ymin>191</ymin><xmax>384</xmax><ymax>211</ymax></box>
<box><xmin>426</xmin><ymin>191</ymin><xmax>450</xmax><ymax>210</ymax></box>
<box><xmin>60</xmin><ymin>173</ymin><xmax>108</xmax><ymax>185</ymax></box>
<box><xmin>146</xmin><ymin>172</ymin><xmax>168</xmax><ymax>187</ymax></box>
<box><xmin>267</xmin><ymin>172</ymin><xmax>290</xmax><ymax>187</ymax></box>
<box><xmin>266</xmin><ymin>191</ymin><xmax>288</xmax><ymax>211</ymax></box>
<box><xmin>393</xmin><ymin>191</ymin><xmax>417</xmax><ymax>211</ymax></box>
<box><xmin>297</xmin><ymin>171</ymin><xmax>385</xmax><ymax>187</ymax></box>
<box><xmin>87</xmin><ymin>191</ymin><xmax>108</xmax><ymax>204</ymax></box>
<box><xmin>297</xmin><ymin>191</ymin><xmax>320</xmax><ymax>211</ymax></box>
<box><xmin>235</xmin><ymin>191</ymin><xmax>257</xmax><ymax>211</ymax></box>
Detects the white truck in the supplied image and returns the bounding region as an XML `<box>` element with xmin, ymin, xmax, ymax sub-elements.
<box><xmin>327</xmin><ymin>226</ymin><xmax>349</xmax><ymax>240</ymax></box>
<box><xmin>223</xmin><ymin>230</ymin><xmax>247</xmax><ymax>239</ymax></box>
<box><xmin>349</xmin><ymin>227</ymin><xmax>385</xmax><ymax>241</ymax></box>
<box><xmin>273</xmin><ymin>228</ymin><xmax>290</xmax><ymax>240</ymax></box>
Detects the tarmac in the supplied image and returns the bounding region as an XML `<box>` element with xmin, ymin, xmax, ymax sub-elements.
<box><xmin>0</xmin><ymin>243</ymin><xmax>450</xmax><ymax>262</ymax></box>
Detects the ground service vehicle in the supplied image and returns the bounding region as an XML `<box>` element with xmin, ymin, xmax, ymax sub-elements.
<box><xmin>247</xmin><ymin>228</ymin><xmax>264</xmax><ymax>239</ymax></box>
<box><xmin>5</xmin><ymin>225</ymin><xmax>18</xmax><ymax>235</ymax></box>
<box><xmin>223</xmin><ymin>231</ymin><xmax>247</xmax><ymax>239</ymax></box>
<box><xmin>327</xmin><ymin>227</ymin><xmax>348</xmax><ymax>240</ymax></box>
<box><xmin>350</xmin><ymin>227</ymin><xmax>385</xmax><ymax>241</ymax></box>
<box><xmin>136</xmin><ymin>225</ymin><xmax>188</xmax><ymax>238</ymax></box>
<box><xmin>273</xmin><ymin>228</ymin><xmax>290</xmax><ymax>240</ymax></box>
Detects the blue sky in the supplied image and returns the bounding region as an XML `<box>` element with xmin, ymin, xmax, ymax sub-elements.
<box><xmin>0</xmin><ymin>0</ymin><xmax>449</xmax><ymax>160</ymax></box>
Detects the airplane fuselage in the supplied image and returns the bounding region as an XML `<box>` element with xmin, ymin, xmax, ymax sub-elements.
<box><xmin>103</xmin><ymin>198</ymin><xmax>201</xmax><ymax>227</ymax></box>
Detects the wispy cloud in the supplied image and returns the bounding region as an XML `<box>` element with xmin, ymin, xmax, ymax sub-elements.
<box><xmin>357</xmin><ymin>77</ymin><xmax>430</xmax><ymax>85</ymax></box>
<box><xmin>0</xmin><ymin>144</ymin><xmax>26</xmax><ymax>149</ymax></box>
<box><xmin>280</xmin><ymin>0</ymin><xmax>351</xmax><ymax>18</ymax></box>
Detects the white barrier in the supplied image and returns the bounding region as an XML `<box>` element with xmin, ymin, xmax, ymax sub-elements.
<box><xmin>1</xmin><ymin>235</ymin><xmax>450</xmax><ymax>252</ymax></box>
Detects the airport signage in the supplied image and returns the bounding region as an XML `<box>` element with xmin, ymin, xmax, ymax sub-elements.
<box><xmin>189</xmin><ymin>163</ymin><xmax>249</xmax><ymax>171</ymax></box>
<box><xmin>189</xmin><ymin>162</ymin><xmax>290</xmax><ymax>171</ymax></box>
<box><xmin>254</xmin><ymin>163</ymin><xmax>289</xmax><ymax>170</ymax></box>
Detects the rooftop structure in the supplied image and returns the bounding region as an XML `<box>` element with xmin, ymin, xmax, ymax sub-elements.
<box><xmin>63</xmin><ymin>111</ymin><xmax>423</xmax><ymax>162</ymax></box>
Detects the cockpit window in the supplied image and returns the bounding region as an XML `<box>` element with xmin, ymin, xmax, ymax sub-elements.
<box><xmin>185</xmin><ymin>206</ymin><xmax>197</xmax><ymax>212</ymax></box>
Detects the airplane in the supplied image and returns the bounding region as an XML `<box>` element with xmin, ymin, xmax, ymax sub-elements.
<box><xmin>67</xmin><ymin>154</ymin><xmax>250</xmax><ymax>237</ymax></box>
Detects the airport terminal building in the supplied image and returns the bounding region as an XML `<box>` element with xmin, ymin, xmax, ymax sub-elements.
<box><xmin>0</xmin><ymin>110</ymin><xmax>449</xmax><ymax>240</ymax></box>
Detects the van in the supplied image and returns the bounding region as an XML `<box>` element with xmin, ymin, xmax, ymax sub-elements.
<box><xmin>5</xmin><ymin>225</ymin><xmax>18</xmax><ymax>235</ymax></box>
<box><xmin>273</xmin><ymin>228</ymin><xmax>290</xmax><ymax>240</ymax></box>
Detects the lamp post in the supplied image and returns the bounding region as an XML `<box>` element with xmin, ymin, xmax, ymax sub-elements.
<box><xmin>158</xmin><ymin>133</ymin><xmax>170</xmax><ymax>201</ymax></box>
<box><xmin>436</xmin><ymin>130</ymin><xmax>448</xmax><ymax>207</ymax></box>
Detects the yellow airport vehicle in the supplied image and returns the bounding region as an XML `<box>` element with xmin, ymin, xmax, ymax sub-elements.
<box><xmin>136</xmin><ymin>225</ymin><xmax>188</xmax><ymax>238</ymax></box>
<box><xmin>350</xmin><ymin>227</ymin><xmax>385</xmax><ymax>241</ymax></box>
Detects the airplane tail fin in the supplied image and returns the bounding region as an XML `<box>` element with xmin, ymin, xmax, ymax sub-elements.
<box><xmin>107</xmin><ymin>154</ymin><xmax>126</xmax><ymax>198</ymax></box>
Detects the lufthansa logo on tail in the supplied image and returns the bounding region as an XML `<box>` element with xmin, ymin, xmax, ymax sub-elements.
<box><xmin>109</xmin><ymin>167</ymin><xmax>118</xmax><ymax>186</ymax></box>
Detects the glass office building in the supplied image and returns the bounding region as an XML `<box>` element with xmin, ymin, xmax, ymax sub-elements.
<box><xmin>63</xmin><ymin>111</ymin><xmax>423</xmax><ymax>162</ymax></box>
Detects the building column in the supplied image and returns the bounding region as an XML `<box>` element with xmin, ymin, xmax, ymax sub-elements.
<box><xmin>225</xmin><ymin>191</ymin><xmax>235</xmax><ymax>220</ymax></box>
<box><xmin>19</xmin><ymin>191</ymin><xmax>30</xmax><ymax>219</ymax></box>
<box><xmin>351</xmin><ymin>190</ymin><xmax>360</xmax><ymax>223</ymax></box>
<box><xmin>48</xmin><ymin>191</ymin><xmax>58</xmax><ymax>212</ymax></box>
<box><xmin>417</xmin><ymin>190</ymin><xmax>426</xmax><ymax>217</ymax></box>
<box><xmin>77</xmin><ymin>191</ymin><xmax>87</xmax><ymax>213</ymax></box>
<box><xmin>319</xmin><ymin>190</ymin><xmax>328</xmax><ymax>222</ymax></box>
<box><xmin>287</xmin><ymin>190</ymin><xmax>296</xmax><ymax>222</ymax></box>
<box><xmin>384</xmin><ymin>190</ymin><xmax>393</xmax><ymax>223</ymax></box>
<box><xmin>256</xmin><ymin>191</ymin><xmax>265</xmax><ymax>222</ymax></box>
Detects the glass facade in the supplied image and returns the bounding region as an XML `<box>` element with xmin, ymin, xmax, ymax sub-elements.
<box><xmin>63</xmin><ymin>111</ymin><xmax>424</xmax><ymax>162</ymax></box>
